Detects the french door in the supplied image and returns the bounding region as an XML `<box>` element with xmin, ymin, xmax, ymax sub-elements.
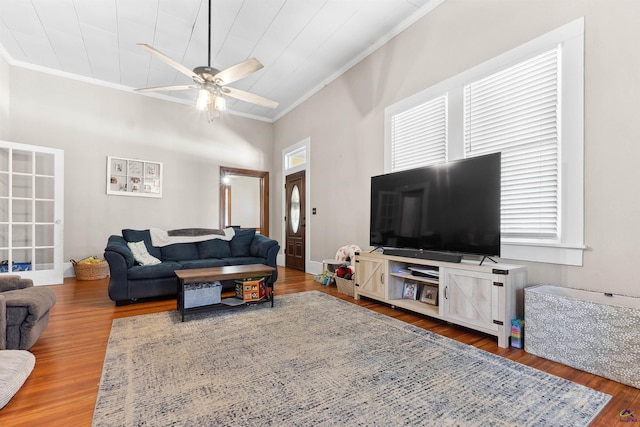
<box><xmin>0</xmin><ymin>141</ymin><xmax>64</xmax><ymax>285</ymax></box>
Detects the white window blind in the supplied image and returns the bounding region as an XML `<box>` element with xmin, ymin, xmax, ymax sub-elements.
<box><xmin>390</xmin><ymin>95</ymin><xmax>447</xmax><ymax>171</ymax></box>
<box><xmin>464</xmin><ymin>48</ymin><xmax>559</xmax><ymax>239</ymax></box>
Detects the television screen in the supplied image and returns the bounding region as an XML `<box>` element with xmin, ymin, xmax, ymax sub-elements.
<box><xmin>370</xmin><ymin>153</ymin><xmax>501</xmax><ymax>257</ymax></box>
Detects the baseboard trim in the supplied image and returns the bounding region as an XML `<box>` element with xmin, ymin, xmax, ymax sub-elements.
<box><xmin>276</xmin><ymin>255</ymin><xmax>323</xmax><ymax>275</ymax></box>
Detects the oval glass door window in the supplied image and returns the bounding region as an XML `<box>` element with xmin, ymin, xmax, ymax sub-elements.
<box><xmin>290</xmin><ymin>185</ymin><xmax>301</xmax><ymax>233</ymax></box>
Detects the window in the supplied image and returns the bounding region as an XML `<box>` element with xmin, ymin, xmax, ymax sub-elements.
<box><xmin>465</xmin><ymin>48</ymin><xmax>559</xmax><ymax>240</ymax></box>
<box><xmin>390</xmin><ymin>96</ymin><xmax>447</xmax><ymax>171</ymax></box>
<box><xmin>384</xmin><ymin>19</ymin><xmax>584</xmax><ymax>265</ymax></box>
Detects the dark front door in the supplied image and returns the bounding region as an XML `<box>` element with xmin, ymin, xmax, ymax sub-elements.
<box><xmin>285</xmin><ymin>170</ymin><xmax>305</xmax><ymax>271</ymax></box>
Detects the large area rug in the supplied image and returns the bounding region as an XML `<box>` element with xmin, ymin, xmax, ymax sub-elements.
<box><xmin>93</xmin><ymin>291</ymin><xmax>610</xmax><ymax>426</ymax></box>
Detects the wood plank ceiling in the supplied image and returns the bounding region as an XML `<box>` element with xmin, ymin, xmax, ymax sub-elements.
<box><xmin>0</xmin><ymin>0</ymin><xmax>442</xmax><ymax>121</ymax></box>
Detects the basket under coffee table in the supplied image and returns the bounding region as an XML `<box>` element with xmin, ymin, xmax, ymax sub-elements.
<box><xmin>175</xmin><ymin>264</ymin><xmax>276</xmax><ymax>322</ymax></box>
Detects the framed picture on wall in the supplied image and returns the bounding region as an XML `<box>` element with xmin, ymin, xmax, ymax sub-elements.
<box><xmin>106</xmin><ymin>156</ymin><xmax>163</xmax><ymax>198</ymax></box>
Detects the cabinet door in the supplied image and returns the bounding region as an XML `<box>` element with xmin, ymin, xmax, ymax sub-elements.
<box><xmin>354</xmin><ymin>257</ymin><xmax>386</xmax><ymax>300</ymax></box>
<box><xmin>442</xmin><ymin>269</ymin><xmax>502</xmax><ymax>333</ymax></box>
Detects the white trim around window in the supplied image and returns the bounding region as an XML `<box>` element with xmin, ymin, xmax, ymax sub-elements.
<box><xmin>384</xmin><ymin>18</ymin><xmax>585</xmax><ymax>266</ymax></box>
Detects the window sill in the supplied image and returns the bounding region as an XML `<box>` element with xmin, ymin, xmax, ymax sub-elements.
<box><xmin>501</xmin><ymin>242</ymin><xmax>585</xmax><ymax>266</ymax></box>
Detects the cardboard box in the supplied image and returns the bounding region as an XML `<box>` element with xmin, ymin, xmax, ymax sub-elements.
<box><xmin>235</xmin><ymin>277</ymin><xmax>269</xmax><ymax>302</ymax></box>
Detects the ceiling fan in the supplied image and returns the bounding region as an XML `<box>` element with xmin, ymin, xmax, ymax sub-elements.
<box><xmin>135</xmin><ymin>0</ymin><xmax>278</xmax><ymax>120</ymax></box>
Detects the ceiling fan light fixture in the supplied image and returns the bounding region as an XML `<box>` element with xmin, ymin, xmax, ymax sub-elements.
<box><xmin>214</xmin><ymin>95</ymin><xmax>226</xmax><ymax>112</ymax></box>
<box><xmin>196</xmin><ymin>89</ymin><xmax>211</xmax><ymax>111</ymax></box>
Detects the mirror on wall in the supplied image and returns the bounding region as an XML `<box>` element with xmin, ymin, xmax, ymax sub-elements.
<box><xmin>219</xmin><ymin>166</ymin><xmax>269</xmax><ymax>236</ymax></box>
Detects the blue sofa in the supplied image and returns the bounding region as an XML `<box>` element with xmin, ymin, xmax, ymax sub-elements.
<box><xmin>104</xmin><ymin>228</ymin><xmax>280</xmax><ymax>305</ymax></box>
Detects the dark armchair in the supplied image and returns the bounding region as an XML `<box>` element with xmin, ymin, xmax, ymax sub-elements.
<box><xmin>0</xmin><ymin>275</ymin><xmax>57</xmax><ymax>350</ymax></box>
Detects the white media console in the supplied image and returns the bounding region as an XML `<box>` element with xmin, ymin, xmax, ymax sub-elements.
<box><xmin>354</xmin><ymin>251</ymin><xmax>527</xmax><ymax>348</ymax></box>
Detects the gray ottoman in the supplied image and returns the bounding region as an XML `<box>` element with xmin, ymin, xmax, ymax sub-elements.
<box><xmin>0</xmin><ymin>350</ymin><xmax>35</xmax><ymax>409</ymax></box>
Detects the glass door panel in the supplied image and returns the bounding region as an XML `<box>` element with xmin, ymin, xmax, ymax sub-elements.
<box><xmin>0</xmin><ymin>149</ymin><xmax>9</xmax><ymax>171</ymax></box>
<box><xmin>0</xmin><ymin>199</ymin><xmax>8</xmax><ymax>221</ymax></box>
<box><xmin>35</xmin><ymin>248</ymin><xmax>54</xmax><ymax>271</ymax></box>
<box><xmin>12</xmin><ymin>150</ymin><xmax>32</xmax><ymax>174</ymax></box>
<box><xmin>12</xmin><ymin>224</ymin><xmax>32</xmax><ymax>247</ymax></box>
<box><xmin>0</xmin><ymin>173</ymin><xmax>8</xmax><ymax>196</ymax></box>
<box><xmin>35</xmin><ymin>176</ymin><xmax>54</xmax><ymax>199</ymax></box>
<box><xmin>35</xmin><ymin>224</ymin><xmax>54</xmax><ymax>246</ymax></box>
<box><xmin>12</xmin><ymin>175</ymin><xmax>32</xmax><ymax>198</ymax></box>
<box><xmin>36</xmin><ymin>200</ymin><xmax>54</xmax><ymax>222</ymax></box>
<box><xmin>35</xmin><ymin>153</ymin><xmax>54</xmax><ymax>176</ymax></box>
<box><xmin>12</xmin><ymin>248</ymin><xmax>32</xmax><ymax>264</ymax></box>
<box><xmin>12</xmin><ymin>199</ymin><xmax>33</xmax><ymax>222</ymax></box>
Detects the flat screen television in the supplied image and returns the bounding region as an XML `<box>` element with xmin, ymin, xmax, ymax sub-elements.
<box><xmin>370</xmin><ymin>153</ymin><xmax>501</xmax><ymax>258</ymax></box>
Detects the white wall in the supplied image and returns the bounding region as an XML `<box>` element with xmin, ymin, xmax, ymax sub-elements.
<box><xmin>273</xmin><ymin>0</ymin><xmax>640</xmax><ymax>297</ymax></box>
<box><xmin>6</xmin><ymin>64</ymin><xmax>273</xmax><ymax>261</ymax></box>
<box><xmin>0</xmin><ymin>55</ymin><xmax>9</xmax><ymax>139</ymax></box>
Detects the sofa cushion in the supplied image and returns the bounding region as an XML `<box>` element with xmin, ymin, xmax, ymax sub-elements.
<box><xmin>229</xmin><ymin>228</ymin><xmax>256</xmax><ymax>257</ymax></box>
<box><xmin>161</xmin><ymin>243</ymin><xmax>199</xmax><ymax>262</ymax></box>
<box><xmin>127</xmin><ymin>241</ymin><xmax>161</xmax><ymax>266</ymax></box>
<box><xmin>197</xmin><ymin>239</ymin><xmax>232</xmax><ymax>259</ymax></box>
<box><xmin>122</xmin><ymin>229</ymin><xmax>162</xmax><ymax>259</ymax></box>
<box><xmin>127</xmin><ymin>261</ymin><xmax>182</xmax><ymax>280</ymax></box>
<box><xmin>179</xmin><ymin>259</ymin><xmax>229</xmax><ymax>269</ymax></box>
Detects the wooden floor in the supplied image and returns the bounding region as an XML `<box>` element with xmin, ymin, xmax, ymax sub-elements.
<box><xmin>1</xmin><ymin>267</ymin><xmax>637</xmax><ymax>426</ymax></box>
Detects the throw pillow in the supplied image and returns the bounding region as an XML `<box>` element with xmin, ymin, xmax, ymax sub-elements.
<box><xmin>127</xmin><ymin>241</ymin><xmax>162</xmax><ymax>266</ymax></box>
<box><xmin>122</xmin><ymin>229</ymin><xmax>162</xmax><ymax>259</ymax></box>
<box><xmin>229</xmin><ymin>228</ymin><xmax>256</xmax><ymax>257</ymax></box>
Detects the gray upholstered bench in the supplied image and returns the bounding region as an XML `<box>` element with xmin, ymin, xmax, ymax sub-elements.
<box><xmin>0</xmin><ymin>350</ymin><xmax>35</xmax><ymax>409</ymax></box>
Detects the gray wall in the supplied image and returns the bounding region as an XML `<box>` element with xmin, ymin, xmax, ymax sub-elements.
<box><xmin>4</xmin><ymin>62</ymin><xmax>273</xmax><ymax>261</ymax></box>
<box><xmin>273</xmin><ymin>0</ymin><xmax>640</xmax><ymax>297</ymax></box>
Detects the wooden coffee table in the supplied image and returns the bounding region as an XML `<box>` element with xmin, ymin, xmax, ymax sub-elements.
<box><xmin>175</xmin><ymin>264</ymin><xmax>276</xmax><ymax>321</ymax></box>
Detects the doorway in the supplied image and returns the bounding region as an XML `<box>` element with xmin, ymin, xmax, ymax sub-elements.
<box><xmin>219</xmin><ymin>167</ymin><xmax>269</xmax><ymax>236</ymax></box>
<box><xmin>285</xmin><ymin>170</ymin><xmax>305</xmax><ymax>271</ymax></box>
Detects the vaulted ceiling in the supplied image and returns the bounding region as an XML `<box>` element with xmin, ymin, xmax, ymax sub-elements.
<box><xmin>0</xmin><ymin>0</ymin><xmax>442</xmax><ymax>121</ymax></box>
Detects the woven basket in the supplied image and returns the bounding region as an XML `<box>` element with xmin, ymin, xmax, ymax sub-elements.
<box><xmin>335</xmin><ymin>277</ymin><xmax>354</xmax><ymax>297</ymax></box>
<box><xmin>72</xmin><ymin>260</ymin><xmax>110</xmax><ymax>280</ymax></box>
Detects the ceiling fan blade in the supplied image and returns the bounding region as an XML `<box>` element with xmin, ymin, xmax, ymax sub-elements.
<box><xmin>137</xmin><ymin>43</ymin><xmax>204</xmax><ymax>84</ymax></box>
<box><xmin>212</xmin><ymin>58</ymin><xmax>264</xmax><ymax>86</ymax></box>
<box><xmin>135</xmin><ymin>84</ymin><xmax>198</xmax><ymax>93</ymax></box>
<box><xmin>221</xmin><ymin>87</ymin><xmax>278</xmax><ymax>109</ymax></box>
